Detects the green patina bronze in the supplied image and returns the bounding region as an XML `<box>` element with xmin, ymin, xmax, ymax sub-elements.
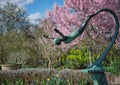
<box><xmin>44</xmin><ymin>8</ymin><xmax>119</xmax><ymax>85</ymax></box>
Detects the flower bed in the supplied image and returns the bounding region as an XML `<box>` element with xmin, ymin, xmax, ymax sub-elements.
<box><xmin>0</xmin><ymin>68</ymin><xmax>114</xmax><ymax>85</ymax></box>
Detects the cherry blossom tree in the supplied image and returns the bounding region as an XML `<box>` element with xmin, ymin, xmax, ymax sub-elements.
<box><xmin>45</xmin><ymin>0</ymin><xmax>120</xmax><ymax>49</ymax></box>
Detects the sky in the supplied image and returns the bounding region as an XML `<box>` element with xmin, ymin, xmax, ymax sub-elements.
<box><xmin>0</xmin><ymin>0</ymin><xmax>64</xmax><ymax>25</ymax></box>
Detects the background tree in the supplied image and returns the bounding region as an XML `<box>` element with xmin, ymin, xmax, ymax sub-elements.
<box><xmin>36</xmin><ymin>19</ymin><xmax>63</xmax><ymax>68</ymax></box>
<box><xmin>0</xmin><ymin>2</ymin><xmax>31</xmax><ymax>33</ymax></box>
<box><xmin>0</xmin><ymin>2</ymin><xmax>37</xmax><ymax>65</ymax></box>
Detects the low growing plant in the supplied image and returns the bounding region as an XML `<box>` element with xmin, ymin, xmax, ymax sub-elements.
<box><xmin>62</xmin><ymin>47</ymin><xmax>94</xmax><ymax>69</ymax></box>
<box><xmin>1</xmin><ymin>79</ymin><xmax>25</xmax><ymax>85</ymax></box>
<box><xmin>1</xmin><ymin>78</ymin><xmax>91</xmax><ymax>85</ymax></box>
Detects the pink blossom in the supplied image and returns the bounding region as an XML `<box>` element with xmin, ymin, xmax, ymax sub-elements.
<box><xmin>43</xmin><ymin>0</ymin><xmax>120</xmax><ymax>49</ymax></box>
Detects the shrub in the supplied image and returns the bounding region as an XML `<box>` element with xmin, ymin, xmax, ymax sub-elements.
<box><xmin>103</xmin><ymin>46</ymin><xmax>120</xmax><ymax>74</ymax></box>
<box><xmin>62</xmin><ymin>47</ymin><xmax>92</xmax><ymax>69</ymax></box>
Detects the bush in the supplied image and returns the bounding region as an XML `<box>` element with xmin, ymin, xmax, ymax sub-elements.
<box><xmin>103</xmin><ymin>46</ymin><xmax>120</xmax><ymax>74</ymax></box>
<box><xmin>1</xmin><ymin>78</ymin><xmax>90</xmax><ymax>85</ymax></box>
<box><xmin>62</xmin><ymin>47</ymin><xmax>92</xmax><ymax>69</ymax></box>
<box><xmin>1</xmin><ymin>79</ymin><xmax>25</xmax><ymax>85</ymax></box>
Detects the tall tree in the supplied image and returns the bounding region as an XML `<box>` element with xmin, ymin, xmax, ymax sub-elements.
<box><xmin>0</xmin><ymin>2</ymin><xmax>35</xmax><ymax>64</ymax></box>
<box><xmin>0</xmin><ymin>2</ymin><xmax>31</xmax><ymax>34</ymax></box>
<box><xmin>45</xmin><ymin>0</ymin><xmax>120</xmax><ymax>49</ymax></box>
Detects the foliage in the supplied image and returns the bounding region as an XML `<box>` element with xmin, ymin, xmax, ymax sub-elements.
<box><xmin>42</xmin><ymin>75</ymin><xmax>90</xmax><ymax>85</ymax></box>
<box><xmin>103</xmin><ymin>46</ymin><xmax>120</xmax><ymax>74</ymax></box>
<box><xmin>0</xmin><ymin>26</ymin><xmax>38</xmax><ymax>65</ymax></box>
<box><xmin>37</xmin><ymin>21</ymin><xmax>64</xmax><ymax>68</ymax></box>
<box><xmin>1</xmin><ymin>78</ymin><xmax>90</xmax><ymax>85</ymax></box>
<box><xmin>42</xmin><ymin>76</ymin><xmax>68</xmax><ymax>85</ymax></box>
<box><xmin>0</xmin><ymin>2</ymin><xmax>30</xmax><ymax>33</ymax></box>
<box><xmin>1</xmin><ymin>79</ymin><xmax>25</xmax><ymax>85</ymax></box>
<box><xmin>0</xmin><ymin>2</ymin><xmax>39</xmax><ymax>65</ymax></box>
<box><xmin>61</xmin><ymin>47</ymin><xmax>96</xmax><ymax>69</ymax></box>
<box><xmin>6</xmin><ymin>51</ymin><xmax>30</xmax><ymax>64</ymax></box>
<box><xmin>37</xmin><ymin>37</ymin><xmax>62</xmax><ymax>68</ymax></box>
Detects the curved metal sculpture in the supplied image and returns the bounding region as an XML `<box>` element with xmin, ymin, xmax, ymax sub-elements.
<box><xmin>44</xmin><ymin>8</ymin><xmax>119</xmax><ymax>85</ymax></box>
